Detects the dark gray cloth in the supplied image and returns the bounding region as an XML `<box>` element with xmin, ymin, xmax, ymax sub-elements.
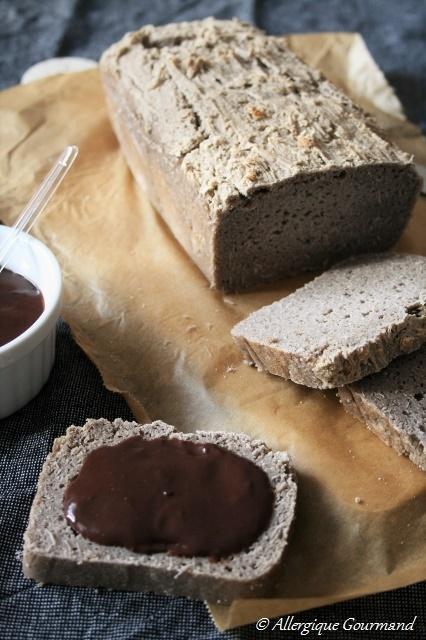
<box><xmin>1</xmin><ymin>1</ymin><xmax>425</xmax><ymax>638</ymax></box>
<box><xmin>1</xmin><ymin>0</ymin><xmax>425</xmax><ymax>129</ymax></box>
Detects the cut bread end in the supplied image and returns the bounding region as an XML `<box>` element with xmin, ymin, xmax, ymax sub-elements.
<box><xmin>337</xmin><ymin>348</ymin><xmax>426</xmax><ymax>471</ymax></box>
<box><xmin>232</xmin><ymin>253</ymin><xmax>426</xmax><ymax>389</ymax></box>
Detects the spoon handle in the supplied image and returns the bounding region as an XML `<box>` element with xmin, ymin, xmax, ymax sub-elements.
<box><xmin>0</xmin><ymin>145</ymin><xmax>78</xmax><ymax>274</ymax></box>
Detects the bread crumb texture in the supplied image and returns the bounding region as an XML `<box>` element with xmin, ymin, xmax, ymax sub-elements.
<box><xmin>232</xmin><ymin>253</ymin><xmax>426</xmax><ymax>388</ymax></box>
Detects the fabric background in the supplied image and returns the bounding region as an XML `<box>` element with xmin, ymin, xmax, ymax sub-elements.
<box><xmin>0</xmin><ymin>1</ymin><xmax>425</xmax><ymax>638</ymax></box>
<box><xmin>1</xmin><ymin>0</ymin><xmax>425</xmax><ymax>130</ymax></box>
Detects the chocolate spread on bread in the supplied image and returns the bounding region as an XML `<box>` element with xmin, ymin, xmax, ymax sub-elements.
<box><xmin>0</xmin><ymin>268</ymin><xmax>44</xmax><ymax>347</ymax></box>
<box><xmin>63</xmin><ymin>436</ymin><xmax>274</xmax><ymax>558</ymax></box>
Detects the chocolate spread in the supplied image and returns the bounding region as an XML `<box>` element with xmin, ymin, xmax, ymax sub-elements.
<box><xmin>63</xmin><ymin>436</ymin><xmax>274</xmax><ymax>558</ymax></box>
<box><xmin>0</xmin><ymin>268</ymin><xmax>44</xmax><ymax>347</ymax></box>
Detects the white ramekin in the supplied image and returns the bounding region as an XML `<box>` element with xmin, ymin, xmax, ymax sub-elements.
<box><xmin>0</xmin><ymin>226</ymin><xmax>62</xmax><ymax>419</ymax></box>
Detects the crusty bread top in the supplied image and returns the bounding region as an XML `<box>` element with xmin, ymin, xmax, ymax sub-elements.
<box><xmin>100</xmin><ymin>18</ymin><xmax>414</xmax><ymax>216</ymax></box>
<box><xmin>24</xmin><ymin>419</ymin><xmax>296</xmax><ymax>583</ymax></box>
<box><xmin>232</xmin><ymin>253</ymin><xmax>426</xmax><ymax>387</ymax></box>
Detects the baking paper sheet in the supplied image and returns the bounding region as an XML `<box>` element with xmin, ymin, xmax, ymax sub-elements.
<box><xmin>0</xmin><ymin>33</ymin><xmax>425</xmax><ymax>631</ymax></box>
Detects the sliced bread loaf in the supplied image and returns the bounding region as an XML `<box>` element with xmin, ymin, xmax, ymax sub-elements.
<box><xmin>23</xmin><ymin>419</ymin><xmax>297</xmax><ymax>603</ymax></box>
<box><xmin>338</xmin><ymin>348</ymin><xmax>426</xmax><ymax>471</ymax></box>
<box><xmin>232</xmin><ymin>253</ymin><xmax>426</xmax><ymax>389</ymax></box>
<box><xmin>100</xmin><ymin>18</ymin><xmax>420</xmax><ymax>292</ymax></box>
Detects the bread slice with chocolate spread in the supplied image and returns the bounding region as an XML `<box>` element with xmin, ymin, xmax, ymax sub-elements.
<box><xmin>23</xmin><ymin>419</ymin><xmax>297</xmax><ymax>604</ymax></box>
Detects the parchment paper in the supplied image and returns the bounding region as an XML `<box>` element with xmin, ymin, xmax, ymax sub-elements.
<box><xmin>0</xmin><ymin>33</ymin><xmax>425</xmax><ymax>631</ymax></box>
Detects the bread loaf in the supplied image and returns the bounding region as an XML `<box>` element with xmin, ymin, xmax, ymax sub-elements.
<box><xmin>23</xmin><ymin>419</ymin><xmax>297</xmax><ymax>603</ymax></box>
<box><xmin>100</xmin><ymin>18</ymin><xmax>420</xmax><ymax>291</ymax></box>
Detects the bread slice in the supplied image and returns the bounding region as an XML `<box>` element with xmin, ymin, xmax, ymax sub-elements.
<box><xmin>23</xmin><ymin>419</ymin><xmax>296</xmax><ymax>603</ymax></box>
<box><xmin>232</xmin><ymin>253</ymin><xmax>426</xmax><ymax>389</ymax></box>
<box><xmin>338</xmin><ymin>348</ymin><xmax>426</xmax><ymax>471</ymax></box>
<box><xmin>100</xmin><ymin>18</ymin><xmax>420</xmax><ymax>292</ymax></box>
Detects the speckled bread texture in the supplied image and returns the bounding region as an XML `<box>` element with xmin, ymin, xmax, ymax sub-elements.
<box><xmin>232</xmin><ymin>253</ymin><xmax>426</xmax><ymax>389</ymax></box>
<box><xmin>100</xmin><ymin>18</ymin><xmax>420</xmax><ymax>292</ymax></box>
<box><xmin>338</xmin><ymin>347</ymin><xmax>426</xmax><ymax>470</ymax></box>
<box><xmin>23</xmin><ymin>419</ymin><xmax>297</xmax><ymax>604</ymax></box>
